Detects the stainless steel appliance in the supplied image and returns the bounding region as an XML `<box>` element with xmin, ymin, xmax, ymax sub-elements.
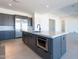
<box><xmin>37</xmin><ymin>37</ymin><xmax>48</xmax><ymax>51</ymax></box>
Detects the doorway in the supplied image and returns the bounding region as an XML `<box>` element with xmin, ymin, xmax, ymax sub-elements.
<box><xmin>61</xmin><ymin>20</ymin><xmax>65</xmax><ymax>32</ymax></box>
<box><xmin>49</xmin><ymin>19</ymin><xmax>55</xmax><ymax>32</ymax></box>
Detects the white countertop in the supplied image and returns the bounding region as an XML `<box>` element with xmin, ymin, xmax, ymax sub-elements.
<box><xmin>23</xmin><ymin>30</ymin><xmax>69</xmax><ymax>38</ymax></box>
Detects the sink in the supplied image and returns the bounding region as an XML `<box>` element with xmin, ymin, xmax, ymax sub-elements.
<box><xmin>33</xmin><ymin>31</ymin><xmax>41</xmax><ymax>33</ymax></box>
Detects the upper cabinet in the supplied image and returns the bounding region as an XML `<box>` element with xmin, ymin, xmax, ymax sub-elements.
<box><xmin>0</xmin><ymin>13</ymin><xmax>14</xmax><ymax>26</ymax></box>
<box><xmin>0</xmin><ymin>14</ymin><xmax>33</xmax><ymax>26</ymax></box>
<box><xmin>8</xmin><ymin>15</ymin><xmax>15</xmax><ymax>26</ymax></box>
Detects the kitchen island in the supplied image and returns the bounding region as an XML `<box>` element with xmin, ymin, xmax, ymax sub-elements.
<box><xmin>22</xmin><ymin>31</ymin><xmax>67</xmax><ymax>59</ymax></box>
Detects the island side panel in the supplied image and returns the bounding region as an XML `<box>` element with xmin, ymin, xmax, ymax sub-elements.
<box><xmin>52</xmin><ymin>36</ymin><xmax>62</xmax><ymax>59</ymax></box>
<box><xmin>52</xmin><ymin>35</ymin><xmax>66</xmax><ymax>59</ymax></box>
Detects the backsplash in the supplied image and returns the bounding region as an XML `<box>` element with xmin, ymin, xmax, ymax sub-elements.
<box><xmin>0</xmin><ymin>26</ymin><xmax>14</xmax><ymax>31</ymax></box>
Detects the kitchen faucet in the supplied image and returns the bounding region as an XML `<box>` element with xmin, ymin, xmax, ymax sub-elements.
<box><xmin>37</xmin><ymin>24</ymin><xmax>41</xmax><ymax>32</ymax></box>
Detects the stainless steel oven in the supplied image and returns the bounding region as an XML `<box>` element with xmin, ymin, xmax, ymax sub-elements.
<box><xmin>37</xmin><ymin>36</ymin><xmax>48</xmax><ymax>51</ymax></box>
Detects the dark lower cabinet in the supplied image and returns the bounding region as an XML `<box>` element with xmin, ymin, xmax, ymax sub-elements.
<box><xmin>22</xmin><ymin>32</ymin><xmax>66</xmax><ymax>59</ymax></box>
<box><xmin>22</xmin><ymin>33</ymin><xmax>51</xmax><ymax>59</ymax></box>
<box><xmin>0</xmin><ymin>32</ymin><xmax>4</xmax><ymax>40</ymax></box>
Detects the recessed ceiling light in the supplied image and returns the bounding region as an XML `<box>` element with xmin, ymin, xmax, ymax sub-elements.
<box><xmin>13</xmin><ymin>0</ymin><xmax>19</xmax><ymax>3</ymax></box>
<box><xmin>9</xmin><ymin>3</ymin><xmax>12</xmax><ymax>6</ymax></box>
<box><xmin>46</xmin><ymin>5</ymin><xmax>49</xmax><ymax>8</ymax></box>
<box><xmin>8</xmin><ymin>0</ymin><xmax>20</xmax><ymax>7</ymax></box>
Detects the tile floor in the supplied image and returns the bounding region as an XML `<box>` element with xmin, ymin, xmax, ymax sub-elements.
<box><xmin>1</xmin><ymin>39</ymin><xmax>42</xmax><ymax>59</ymax></box>
<box><xmin>0</xmin><ymin>33</ymin><xmax>78</xmax><ymax>59</ymax></box>
<box><xmin>61</xmin><ymin>33</ymin><xmax>78</xmax><ymax>59</ymax></box>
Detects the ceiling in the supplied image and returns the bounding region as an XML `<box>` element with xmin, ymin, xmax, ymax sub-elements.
<box><xmin>0</xmin><ymin>0</ymin><xmax>78</xmax><ymax>16</ymax></box>
<box><xmin>57</xmin><ymin>3</ymin><xmax>78</xmax><ymax>17</ymax></box>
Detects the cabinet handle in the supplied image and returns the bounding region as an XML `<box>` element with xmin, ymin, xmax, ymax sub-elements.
<box><xmin>63</xmin><ymin>36</ymin><xmax>65</xmax><ymax>40</ymax></box>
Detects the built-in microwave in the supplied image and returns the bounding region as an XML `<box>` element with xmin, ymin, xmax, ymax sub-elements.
<box><xmin>37</xmin><ymin>36</ymin><xmax>48</xmax><ymax>51</ymax></box>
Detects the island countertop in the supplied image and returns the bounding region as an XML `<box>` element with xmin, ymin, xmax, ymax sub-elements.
<box><xmin>22</xmin><ymin>30</ymin><xmax>69</xmax><ymax>38</ymax></box>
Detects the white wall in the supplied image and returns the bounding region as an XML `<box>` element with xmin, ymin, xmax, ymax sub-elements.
<box><xmin>0</xmin><ymin>7</ymin><xmax>32</xmax><ymax>17</ymax></box>
<box><xmin>34</xmin><ymin>13</ymin><xmax>63</xmax><ymax>32</ymax></box>
<box><xmin>34</xmin><ymin>12</ymin><xmax>49</xmax><ymax>31</ymax></box>
<box><xmin>34</xmin><ymin>13</ymin><xmax>78</xmax><ymax>33</ymax></box>
<box><xmin>50</xmin><ymin>15</ymin><xmax>62</xmax><ymax>32</ymax></box>
<box><xmin>50</xmin><ymin>15</ymin><xmax>78</xmax><ymax>33</ymax></box>
<box><xmin>64</xmin><ymin>17</ymin><xmax>78</xmax><ymax>32</ymax></box>
<box><xmin>55</xmin><ymin>20</ymin><xmax>62</xmax><ymax>32</ymax></box>
<box><xmin>63</xmin><ymin>16</ymin><xmax>78</xmax><ymax>41</ymax></box>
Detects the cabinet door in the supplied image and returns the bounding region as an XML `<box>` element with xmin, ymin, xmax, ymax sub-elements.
<box><xmin>23</xmin><ymin>32</ymin><xmax>30</xmax><ymax>45</ymax></box>
<box><xmin>3</xmin><ymin>15</ymin><xmax>9</xmax><ymax>25</ymax></box>
<box><xmin>1</xmin><ymin>31</ymin><xmax>15</xmax><ymax>40</ymax></box>
<box><xmin>4</xmin><ymin>31</ymin><xmax>9</xmax><ymax>40</ymax></box>
<box><xmin>0</xmin><ymin>14</ymin><xmax>14</xmax><ymax>26</ymax></box>
<box><xmin>0</xmin><ymin>31</ymin><xmax>4</xmax><ymax>40</ymax></box>
<box><xmin>53</xmin><ymin>37</ymin><xmax>61</xmax><ymax>59</ymax></box>
<box><xmin>8</xmin><ymin>15</ymin><xmax>14</xmax><ymax>26</ymax></box>
<box><xmin>0</xmin><ymin>14</ymin><xmax>5</xmax><ymax>25</ymax></box>
<box><xmin>0</xmin><ymin>14</ymin><xmax>9</xmax><ymax>26</ymax></box>
<box><xmin>28</xmin><ymin>34</ymin><xmax>36</xmax><ymax>49</ymax></box>
<box><xmin>61</xmin><ymin>35</ymin><xmax>66</xmax><ymax>55</ymax></box>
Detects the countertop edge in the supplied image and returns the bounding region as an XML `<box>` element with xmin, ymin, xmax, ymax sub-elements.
<box><xmin>22</xmin><ymin>31</ymin><xmax>70</xmax><ymax>38</ymax></box>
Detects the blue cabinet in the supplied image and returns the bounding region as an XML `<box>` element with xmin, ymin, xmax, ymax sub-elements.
<box><xmin>5</xmin><ymin>31</ymin><xmax>11</xmax><ymax>39</ymax></box>
<box><xmin>51</xmin><ymin>35</ymin><xmax>66</xmax><ymax>59</ymax></box>
<box><xmin>53</xmin><ymin>37</ymin><xmax>61</xmax><ymax>59</ymax></box>
<box><xmin>61</xmin><ymin>35</ymin><xmax>66</xmax><ymax>55</ymax></box>
<box><xmin>0</xmin><ymin>31</ymin><xmax>4</xmax><ymax>40</ymax></box>
<box><xmin>0</xmin><ymin>31</ymin><xmax>15</xmax><ymax>40</ymax></box>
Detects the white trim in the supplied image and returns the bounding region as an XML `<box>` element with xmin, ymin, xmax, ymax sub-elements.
<box><xmin>0</xmin><ymin>7</ymin><xmax>32</xmax><ymax>17</ymax></box>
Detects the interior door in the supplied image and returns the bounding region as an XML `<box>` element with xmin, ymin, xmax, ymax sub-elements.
<box><xmin>49</xmin><ymin>19</ymin><xmax>55</xmax><ymax>32</ymax></box>
<box><xmin>61</xmin><ymin>20</ymin><xmax>65</xmax><ymax>32</ymax></box>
